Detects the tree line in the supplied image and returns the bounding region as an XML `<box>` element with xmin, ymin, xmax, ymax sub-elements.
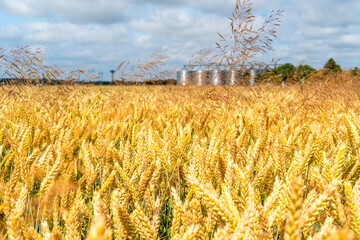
<box><xmin>256</xmin><ymin>58</ymin><xmax>360</xmax><ymax>84</ymax></box>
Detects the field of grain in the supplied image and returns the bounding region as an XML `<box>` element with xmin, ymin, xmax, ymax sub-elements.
<box><xmin>0</xmin><ymin>83</ymin><xmax>360</xmax><ymax>239</ymax></box>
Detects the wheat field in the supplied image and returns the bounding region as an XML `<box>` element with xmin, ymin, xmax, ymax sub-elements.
<box><xmin>0</xmin><ymin>83</ymin><xmax>360</xmax><ymax>239</ymax></box>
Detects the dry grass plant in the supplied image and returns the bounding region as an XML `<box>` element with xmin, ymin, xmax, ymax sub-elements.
<box><xmin>215</xmin><ymin>0</ymin><xmax>283</xmax><ymax>71</ymax></box>
<box><xmin>0</xmin><ymin>46</ymin><xmax>64</xmax><ymax>85</ymax></box>
<box><xmin>114</xmin><ymin>49</ymin><xmax>169</xmax><ymax>84</ymax></box>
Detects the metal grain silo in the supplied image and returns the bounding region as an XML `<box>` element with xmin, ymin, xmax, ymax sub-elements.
<box><xmin>210</xmin><ymin>68</ymin><xmax>220</xmax><ymax>85</ymax></box>
<box><xmin>219</xmin><ymin>70</ymin><xmax>230</xmax><ymax>85</ymax></box>
<box><xmin>223</xmin><ymin>69</ymin><xmax>244</xmax><ymax>85</ymax></box>
<box><xmin>229</xmin><ymin>69</ymin><xmax>236</xmax><ymax>85</ymax></box>
<box><xmin>202</xmin><ymin>66</ymin><xmax>212</xmax><ymax>85</ymax></box>
<box><xmin>185</xmin><ymin>69</ymin><xmax>195</xmax><ymax>85</ymax></box>
<box><xmin>185</xmin><ymin>66</ymin><xmax>201</xmax><ymax>85</ymax></box>
<box><xmin>176</xmin><ymin>66</ymin><xmax>187</xmax><ymax>85</ymax></box>
<box><xmin>195</xmin><ymin>66</ymin><xmax>204</xmax><ymax>86</ymax></box>
<box><xmin>249</xmin><ymin>68</ymin><xmax>257</xmax><ymax>85</ymax></box>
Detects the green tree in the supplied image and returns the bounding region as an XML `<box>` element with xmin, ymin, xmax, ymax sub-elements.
<box><xmin>255</xmin><ymin>69</ymin><xmax>272</xmax><ymax>83</ymax></box>
<box><xmin>295</xmin><ymin>64</ymin><xmax>315</xmax><ymax>82</ymax></box>
<box><xmin>272</xmin><ymin>63</ymin><xmax>295</xmax><ymax>83</ymax></box>
<box><xmin>351</xmin><ymin>67</ymin><xmax>360</xmax><ymax>76</ymax></box>
<box><xmin>323</xmin><ymin>58</ymin><xmax>342</xmax><ymax>73</ymax></box>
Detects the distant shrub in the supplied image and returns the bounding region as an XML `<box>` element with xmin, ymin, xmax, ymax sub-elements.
<box><xmin>323</xmin><ymin>58</ymin><xmax>342</xmax><ymax>74</ymax></box>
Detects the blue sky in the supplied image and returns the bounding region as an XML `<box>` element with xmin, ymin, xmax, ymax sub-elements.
<box><xmin>1</xmin><ymin>0</ymin><xmax>360</xmax><ymax>80</ymax></box>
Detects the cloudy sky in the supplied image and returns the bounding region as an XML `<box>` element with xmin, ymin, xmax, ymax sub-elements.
<box><xmin>1</xmin><ymin>0</ymin><xmax>359</xmax><ymax>80</ymax></box>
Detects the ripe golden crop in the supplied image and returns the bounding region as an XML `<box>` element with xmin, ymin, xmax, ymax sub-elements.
<box><xmin>0</xmin><ymin>83</ymin><xmax>359</xmax><ymax>239</ymax></box>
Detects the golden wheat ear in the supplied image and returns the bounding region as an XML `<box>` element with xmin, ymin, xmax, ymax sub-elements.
<box><xmin>284</xmin><ymin>175</ymin><xmax>304</xmax><ymax>240</ymax></box>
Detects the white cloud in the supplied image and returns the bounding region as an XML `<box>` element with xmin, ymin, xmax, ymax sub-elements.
<box><xmin>0</xmin><ymin>25</ymin><xmax>21</xmax><ymax>39</ymax></box>
<box><xmin>301</xmin><ymin>26</ymin><xmax>343</xmax><ymax>39</ymax></box>
<box><xmin>297</xmin><ymin>0</ymin><xmax>360</xmax><ymax>26</ymax></box>
<box><xmin>130</xmin><ymin>7</ymin><xmax>229</xmax><ymax>47</ymax></box>
<box><xmin>3</xmin><ymin>22</ymin><xmax>129</xmax><ymax>44</ymax></box>
<box><xmin>329</xmin><ymin>34</ymin><xmax>360</xmax><ymax>48</ymax></box>
<box><xmin>0</xmin><ymin>0</ymin><xmax>130</xmax><ymax>24</ymax></box>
